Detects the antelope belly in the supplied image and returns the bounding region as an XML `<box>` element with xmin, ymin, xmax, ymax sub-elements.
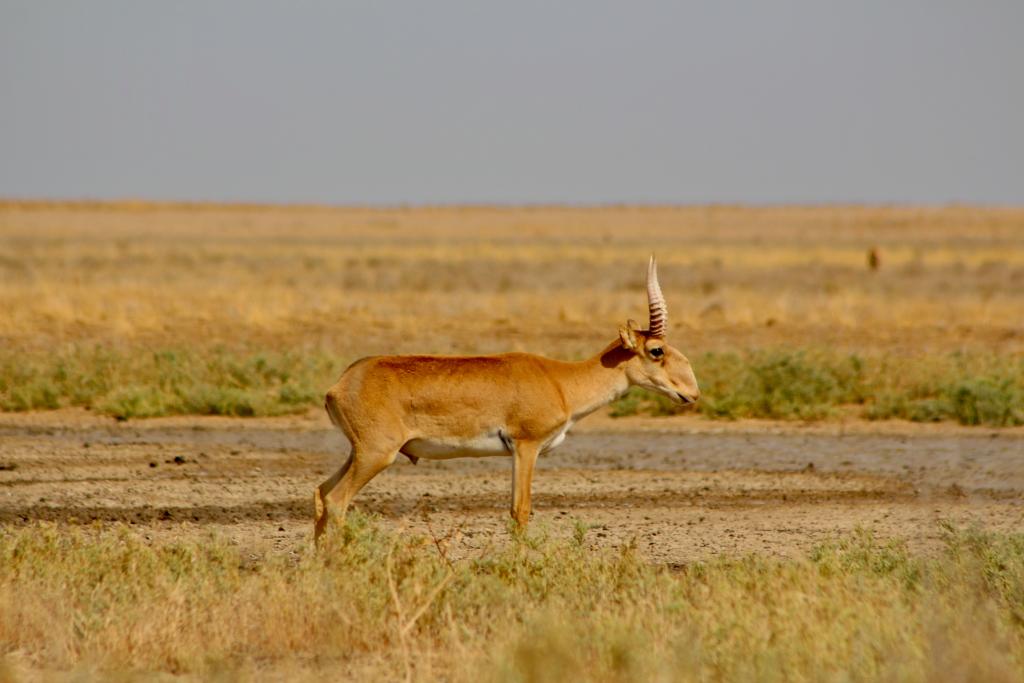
<box><xmin>402</xmin><ymin>434</ymin><xmax>509</xmax><ymax>460</ymax></box>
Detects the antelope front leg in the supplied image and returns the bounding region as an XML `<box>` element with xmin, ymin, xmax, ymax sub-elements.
<box><xmin>511</xmin><ymin>441</ymin><xmax>541</xmax><ymax>527</ymax></box>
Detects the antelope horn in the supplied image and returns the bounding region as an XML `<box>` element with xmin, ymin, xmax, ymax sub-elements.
<box><xmin>647</xmin><ymin>255</ymin><xmax>667</xmax><ymax>338</ymax></box>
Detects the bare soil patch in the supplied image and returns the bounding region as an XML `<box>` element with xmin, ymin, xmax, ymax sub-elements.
<box><xmin>2</xmin><ymin>410</ymin><xmax>1021</xmax><ymax>565</ymax></box>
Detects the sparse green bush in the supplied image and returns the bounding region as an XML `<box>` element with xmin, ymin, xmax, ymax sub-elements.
<box><xmin>946</xmin><ymin>376</ymin><xmax>1024</xmax><ymax>426</ymax></box>
<box><xmin>0</xmin><ymin>345</ymin><xmax>345</xmax><ymax>419</ymax></box>
<box><xmin>1</xmin><ymin>345</ymin><xmax>1022</xmax><ymax>425</ymax></box>
<box><xmin>614</xmin><ymin>349</ymin><xmax>1024</xmax><ymax>426</ymax></box>
<box><xmin>697</xmin><ymin>350</ymin><xmax>867</xmax><ymax>419</ymax></box>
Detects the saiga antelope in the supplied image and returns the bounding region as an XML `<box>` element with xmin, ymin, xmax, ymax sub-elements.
<box><xmin>314</xmin><ymin>257</ymin><xmax>699</xmax><ymax>541</ymax></box>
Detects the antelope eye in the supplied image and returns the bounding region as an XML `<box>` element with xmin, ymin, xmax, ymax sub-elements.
<box><xmin>649</xmin><ymin>347</ymin><xmax>664</xmax><ymax>359</ymax></box>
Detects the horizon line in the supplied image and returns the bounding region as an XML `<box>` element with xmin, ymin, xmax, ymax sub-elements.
<box><xmin>3</xmin><ymin>196</ymin><xmax>1023</xmax><ymax>212</ymax></box>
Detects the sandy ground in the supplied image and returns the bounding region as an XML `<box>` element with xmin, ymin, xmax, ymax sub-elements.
<box><xmin>1</xmin><ymin>409</ymin><xmax>1022</xmax><ymax>565</ymax></box>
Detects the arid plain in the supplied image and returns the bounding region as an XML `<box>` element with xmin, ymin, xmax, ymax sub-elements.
<box><xmin>1</xmin><ymin>201</ymin><xmax>1023</xmax><ymax>557</ymax></box>
<box><xmin>1</xmin><ymin>202</ymin><xmax>1023</xmax><ymax>680</ymax></box>
<box><xmin>3</xmin><ymin>202</ymin><xmax>1024</xmax><ymax>357</ymax></box>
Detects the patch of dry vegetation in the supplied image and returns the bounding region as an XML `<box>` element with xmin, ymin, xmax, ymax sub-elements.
<box><xmin>2</xmin><ymin>202</ymin><xmax>1023</xmax><ymax>356</ymax></box>
<box><xmin>2</xmin><ymin>203</ymin><xmax>1023</xmax><ymax>682</ymax></box>
<box><xmin>1</xmin><ymin>201</ymin><xmax>1022</xmax><ymax>424</ymax></box>
<box><xmin>1</xmin><ymin>515</ymin><xmax>1023</xmax><ymax>681</ymax></box>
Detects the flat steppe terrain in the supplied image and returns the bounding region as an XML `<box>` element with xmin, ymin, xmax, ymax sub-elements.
<box><xmin>3</xmin><ymin>409</ymin><xmax>1021</xmax><ymax>565</ymax></box>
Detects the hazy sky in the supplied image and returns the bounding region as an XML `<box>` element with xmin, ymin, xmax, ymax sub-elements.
<box><xmin>1</xmin><ymin>1</ymin><xmax>1022</xmax><ymax>204</ymax></box>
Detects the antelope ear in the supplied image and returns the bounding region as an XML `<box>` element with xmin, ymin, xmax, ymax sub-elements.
<box><xmin>619</xmin><ymin>319</ymin><xmax>641</xmax><ymax>350</ymax></box>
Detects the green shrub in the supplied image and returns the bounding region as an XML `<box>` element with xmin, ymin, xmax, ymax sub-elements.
<box><xmin>2</xmin><ymin>345</ymin><xmax>1022</xmax><ymax>425</ymax></box>
<box><xmin>946</xmin><ymin>377</ymin><xmax>1023</xmax><ymax>426</ymax></box>
<box><xmin>612</xmin><ymin>349</ymin><xmax>1023</xmax><ymax>426</ymax></box>
<box><xmin>0</xmin><ymin>345</ymin><xmax>345</xmax><ymax>419</ymax></box>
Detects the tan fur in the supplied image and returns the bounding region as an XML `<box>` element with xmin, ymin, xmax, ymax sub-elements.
<box><xmin>314</xmin><ymin>333</ymin><xmax>699</xmax><ymax>542</ymax></box>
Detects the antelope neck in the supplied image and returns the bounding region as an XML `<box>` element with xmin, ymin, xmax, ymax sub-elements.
<box><xmin>556</xmin><ymin>342</ymin><xmax>633</xmax><ymax>420</ymax></box>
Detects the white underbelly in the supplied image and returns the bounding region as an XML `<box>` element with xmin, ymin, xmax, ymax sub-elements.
<box><xmin>402</xmin><ymin>434</ymin><xmax>509</xmax><ymax>460</ymax></box>
<box><xmin>402</xmin><ymin>421</ymin><xmax>575</xmax><ymax>460</ymax></box>
<box><xmin>543</xmin><ymin>420</ymin><xmax>574</xmax><ymax>452</ymax></box>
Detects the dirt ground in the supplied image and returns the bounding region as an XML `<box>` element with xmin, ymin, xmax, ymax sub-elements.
<box><xmin>2</xmin><ymin>409</ymin><xmax>1021</xmax><ymax>566</ymax></box>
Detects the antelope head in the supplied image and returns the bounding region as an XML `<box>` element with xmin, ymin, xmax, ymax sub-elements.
<box><xmin>617</xmin><ymin>257</ymin><xmax>700</xmax><ymax>405</ymax></box>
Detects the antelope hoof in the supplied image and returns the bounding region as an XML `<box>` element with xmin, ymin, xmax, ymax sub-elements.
<box><xmin>511</xmin><ymin>510</ymin><xmax>531</xmax><ymax>528</ymax></box>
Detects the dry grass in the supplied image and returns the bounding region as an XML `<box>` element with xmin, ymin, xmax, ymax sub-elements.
<box><xmin>2</xmin><ymin>201</ymin><xmax>1022</xmax><ymax>424</ymax></box>
<box><xmin>2</xmin><ymin>201</ymin><xmax>1023</xmax><ymax>358</ymax></box>
<box><xmin>1</xmin><ymin>515</ymin><xmax>1023</xmax><ymax>681</ymax></box>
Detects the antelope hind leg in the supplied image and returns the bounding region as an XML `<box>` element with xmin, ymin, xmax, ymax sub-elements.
<box><xmin>314</xmin><ymin>447</ymin><xmax>398</xmax><ymax>544</ymax></box>
<box><xmin>314</xmin><ymin>454</ymin><xmax>352</xmax><ymax>543</ymax></box>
